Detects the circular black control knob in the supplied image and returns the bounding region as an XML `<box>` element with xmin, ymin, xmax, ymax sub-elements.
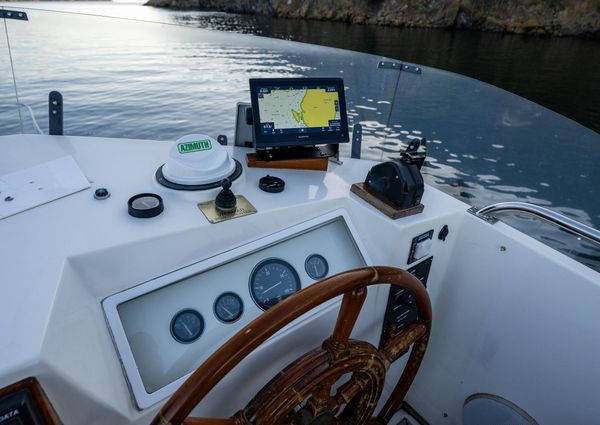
<box><xmin>259</xmin><ymin>175</ymin><xmax>285</xmax><ymax>193</ymax></box>
<box><xmin>215</xmin><ymin>178</ymin><xmax>237</xmax><ymax>212</ymax></box>
<box><xmin>394</xmin><ymin>289</ymin><xmax>415</xmax><ymax>307</ymax></box>
<box><xmin>94</xmin><ymin>188</ymin><xmax>110</xmax><ymax>200</ymax></box>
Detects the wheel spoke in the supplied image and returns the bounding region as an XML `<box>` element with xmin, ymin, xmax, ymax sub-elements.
<box><xmin>183</xmin><ymin>418</ymin><xmax>240</xmax><ymax>425</ymax></box>
<box><xmin>325</xmin><ymin>288</ymin><xmax>367</xmax><ymax>355</ymax></box>
<box><xmin>380</xmin><ymin>322</ymin><xmax>427</xmax><ymax>364</ymax></box>
<box><xmin>332</xmin><ymin>374</ymin><xmax>364</xmax><ymax>409</ymax></box>
<box><xmin>377</xmin><ymin>325</ymin><xmax>431</xmax><ymax>422</ymax></box>
<box><xmin>306</xmin><ymin>376</ymin><xmax>338</xmax><ymax>416</ymax></box>
<box><xmin>337</xmin><ymin>396</ymin><xmax>362</xmax><ymax>422</ymax></box>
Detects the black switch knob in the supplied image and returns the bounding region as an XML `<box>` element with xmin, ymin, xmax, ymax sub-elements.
<box><xmin>94</xmin><ymin>188</ymin><xmax>110</xmax><ymax>200</ymax></box>
<box><xmin>438</xmin><ymin>224</ymin><xmax>449</xmax><ymax>241</ymax></box>
<box><xmin>215</xmin><ymin>178</ymin><xmax>237</xmax><ymax>213</ymax></box>
<box><xmin>394</xmin><ymin>289</ymin><xmax>415</xmax><ymax>307</ymax></box>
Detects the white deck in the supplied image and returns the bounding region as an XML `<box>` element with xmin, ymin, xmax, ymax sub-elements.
<box><xmin>0</xmin><ymin>134</ymin><xmax>598</xmax><ymax>424</ymax></box>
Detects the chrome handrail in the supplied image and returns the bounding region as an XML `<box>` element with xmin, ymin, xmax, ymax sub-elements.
<box><xmin>474</xmin><ymin>202</ymin><xmax>600</xmax><ymax>245</ymax></box>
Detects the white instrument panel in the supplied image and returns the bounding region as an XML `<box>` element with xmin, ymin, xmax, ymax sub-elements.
<box><xmin>102</xmin><ymin>210</ymin><xmax>369</xmax><ymax>409</ymax></box>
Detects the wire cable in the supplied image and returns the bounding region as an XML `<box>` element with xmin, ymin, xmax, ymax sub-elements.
<box><xmin>2</xmin><ymin>13</ymin><xmax>24</xmax><ymax>133</ymax></box>
<box><xmin>18</xmin><ymin>103</ymin><xmax>44</xmax><ymax>134</ymax></box>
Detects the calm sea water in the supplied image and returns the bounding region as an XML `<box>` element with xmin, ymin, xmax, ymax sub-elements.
<box><xmin>173</xmin><ymin>12</ymin><xmax>600</xmax><ymax>135</ymax></box>
<box><xmin>1</xmin><ymin>1</ymin><xmax>599</xmax><ymax>270</ymax></box>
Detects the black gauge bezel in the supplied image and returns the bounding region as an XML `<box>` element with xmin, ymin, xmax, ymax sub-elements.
<box><xmin>127</xmin><ymin>193</ymin><xmax>164</xmax><ymax>218</ymax></box>
<box><xmin>305</xmin><ymin>254</ymin><xmax>329</xmax><ymax>280</ymax></box>
<box><xmin>170</xmin><ymin>309</ymin><xmax>204</xmax><ymax>344</ymax></box>
<box><xmin>213</xmin><ymin>292</ymin><xmax>244</xmax><ymax>323</ymax></box>
<box><xmin>249</xmin><ymin>258</ymin><xmax>301</xmax><ymax>311</ymax></box>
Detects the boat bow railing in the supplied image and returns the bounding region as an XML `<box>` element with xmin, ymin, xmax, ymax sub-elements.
<box><xmin>470</xmin><ymin>202</ymin><xmax>600</xmax><ymax>245</ymax></box>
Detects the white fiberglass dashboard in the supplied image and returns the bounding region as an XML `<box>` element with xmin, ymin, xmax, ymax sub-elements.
<box><xmin>103</xmin><ymin>212</ymin><xmax>369</xmax><ymax>409</ymax></box>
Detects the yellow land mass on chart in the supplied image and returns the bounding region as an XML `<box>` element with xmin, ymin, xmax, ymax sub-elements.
<box><xmin>291</xmin><ymin>109</ymin><xmax>302</xmax><ymax>123</ymax></box>
<box><xmin>300</xmin><ymin>89</ymin><xmax>338</xmax><ymax>127</ymax></box>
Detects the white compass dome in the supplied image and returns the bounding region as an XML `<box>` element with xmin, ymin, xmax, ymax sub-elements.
<box><xmin>161</xmin><ymin>134</ymin><xmax>237</xmax><ymax>186</ymax></box>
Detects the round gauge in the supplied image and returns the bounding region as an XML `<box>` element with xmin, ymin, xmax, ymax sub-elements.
<box><xmin>170</xmin><ymin>309</ymin><xmax>204</xmax><ymax>344</ymax></box>
<box><xmin>250</xmin><ymin>258</ymin><xmax>301</xmax><ymax>310</ymax></box>
<box><xmin>305</xmin><ymin>254</ymin><xmax>329</xmax><ymax>280</ymax></box>
<box><xmin>128</xmin><ymin>193</ymin><xmax>164</xmax><ymax>218</ymax></box>
<box><xmin>214</xmin><ymin>292</ymin><xmax>244</xmax><ymax>323</ymax></box>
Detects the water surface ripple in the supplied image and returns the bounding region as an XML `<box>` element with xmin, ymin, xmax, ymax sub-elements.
<box><xmin>1</xmin><ymin>2</ymin><xmax>598</xmax><ymax>271</ymax></box>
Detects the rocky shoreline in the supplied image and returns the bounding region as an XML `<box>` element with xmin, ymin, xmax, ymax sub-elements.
<box><xmin>144</xmin><ymin>0</ymin><xmax>600</xmax><ymax>38</ymax></box>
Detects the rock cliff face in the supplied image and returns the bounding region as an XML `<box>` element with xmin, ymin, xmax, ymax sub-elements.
<box><xmin>145</xmin><ymin>0</ymin><xmax>600</xmax><ymax>37</ymax></box>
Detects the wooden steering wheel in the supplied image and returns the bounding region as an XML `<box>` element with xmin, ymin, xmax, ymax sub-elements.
<box><xmin>151</xmin><ymin>266</ymin><xmax>431</xmax><ymax>425</ymax></box>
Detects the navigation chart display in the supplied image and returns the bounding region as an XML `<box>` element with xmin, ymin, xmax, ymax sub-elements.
<box><xmin>257</xmin><ymin>85</ymin><xmax>341</xmax><ymax>135</ymax></box>
<box><xmin>249</xmin><ymin>78</ymin><xmax>349</xmax><ymax>148</ymax></box>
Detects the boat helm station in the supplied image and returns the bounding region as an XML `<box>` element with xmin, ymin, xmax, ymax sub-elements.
<box><xmin>1</xmin><ymin>22</ymin><xmax>600</xmax><ymax>425</ymax></box>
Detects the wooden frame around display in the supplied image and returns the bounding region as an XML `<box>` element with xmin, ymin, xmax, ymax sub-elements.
<box><xmin>0</xmin><ymin>377</ymin><xmax>62</xmax><ymax>425</ymax></box>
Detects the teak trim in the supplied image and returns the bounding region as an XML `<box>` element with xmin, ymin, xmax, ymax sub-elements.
<box><xmin>0</xmin><ymin>377</ymin><xmax>62</xmax><ymax>424</ymax></box>
<box><xmin>246</xmin><ymin>153</ymin><xmax>329</xmax><ymax>171</ymax></box>
<box><xmin>350</xmin><ymin>183</ymin><xmax>424</xmax><ymax>220</ymax></box>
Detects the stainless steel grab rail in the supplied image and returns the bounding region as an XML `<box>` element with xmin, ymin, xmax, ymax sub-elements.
<box><xmin>473</xmin><ymin>202</ymin><xmax>600</xmax><ymax>245</ymax></box>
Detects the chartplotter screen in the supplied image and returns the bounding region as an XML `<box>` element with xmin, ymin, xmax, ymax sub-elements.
<box><xmin>249</xmin><ymin>78</ymin><xmax>349</xmax><ymax>148</ymax></box>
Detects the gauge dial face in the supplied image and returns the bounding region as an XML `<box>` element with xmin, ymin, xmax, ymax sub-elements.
<box><xmin>250</xmin><ymin>259</ymin><xmax>301</xmax><ymax>310</ymax></box>
<box><xmin>128</xmin><ymin>193</ymin><xmax>164</xmax><ymax>218</ymax></box>
<box><xmin>170</xmin><ymin>309</ymin><xmax>204</xmax><ymax>344</ymax></box>
<box><xmin>214</xmin><ymin>292</ymin><xmax>244</xmax><ymax>323</ymax></box>
<box><xmin>305</xmin><ymin>254</ymin><xmax>329</xmax><ymax>280</ymax></box>
<box><xmin>131</xmin><ymin>196</ymin><xmax>160</xmax><ymax>210</ymax></box>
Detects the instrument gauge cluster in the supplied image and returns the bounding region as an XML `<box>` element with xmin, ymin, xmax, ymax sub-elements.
<box><xmin>170</xmin><ymin>254</ymin><xmax>331</xmax><ymax>344</ymax></box>
<box><xmin>103</xmin><ymin>214</ymin><xmax>366</xmax><ymax>408</ymax></box>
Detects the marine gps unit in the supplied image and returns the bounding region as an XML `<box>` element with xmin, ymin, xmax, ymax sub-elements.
<box><xmin>249</xmin><ymin>78</ymin><xmax>349</xmax><ymax>161</ymax></box>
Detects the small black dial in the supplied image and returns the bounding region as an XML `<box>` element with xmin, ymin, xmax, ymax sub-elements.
<box><xmin>250</xmin><ymin>258</ymin><xmax>301</xmax><ymax>310</ymax></box>
<box><xmin>170</xmin><ymin>309</ymin><xmax>204</xmax><ymax>344</ymax></box>
<box><xmin>214</xmin><ymin>292</ymin><xmax>244</xmax><ymax>323</ymax></box>
<box><xmin>305</xmin><ymin>254</ymin><xmax>329</xmax><ymax>280</ymax></box>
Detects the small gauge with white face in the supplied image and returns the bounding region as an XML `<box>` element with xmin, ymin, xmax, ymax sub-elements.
<box><xmin>170</xmin><ymin>309</ymin><xmax>204</xmax><ymax>344</ymax></box>
<box><xmin>305</xmin><ymin>254</ymin><xmax>329</xmax><ymax>280</ymax></box>
<box><xmin>214</xmin><ymin>292</ymin><xmax>244</xmax><ymax>323</ymax></box>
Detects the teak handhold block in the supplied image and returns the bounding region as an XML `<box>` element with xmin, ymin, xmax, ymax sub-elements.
<box><xmin>246</xmin><ymin>153</ymin><xmax>328</xmax><ymax>171</ymax></box>
<box><xmin>351</xmin><ymin>182</ymin><xmax>424</xmax><ymax>219</ymax></box>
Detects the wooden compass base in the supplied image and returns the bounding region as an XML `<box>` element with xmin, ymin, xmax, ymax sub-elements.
<box><xmin>246</xmin><ymin>153</ymin><xmax>328</xmax><ymax>171</ymax></box>
<box><xmin>351</xmin><ymin>183</ymin><xmax>424</xmax><ymax>220</ymax></box>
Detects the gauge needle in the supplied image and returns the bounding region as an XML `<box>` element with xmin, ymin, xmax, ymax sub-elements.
<box><xmin>222</xmin><ymin>306</ymin><xmax>234</xmax><ymax>317</ymax></box>
<box><xmin>262</xmin><ymin>281</ymin><xmax>282</xmax><ymax>294</ymax></box>
<box><xmin>182</xmin><ymin>322</ymin><xmax>193</xmax><ymax>336</ymax></box>
<box><xmin>313</xmin><ymin>264</ymin><xmax>318</xmax><ymax>274</ymax></box>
